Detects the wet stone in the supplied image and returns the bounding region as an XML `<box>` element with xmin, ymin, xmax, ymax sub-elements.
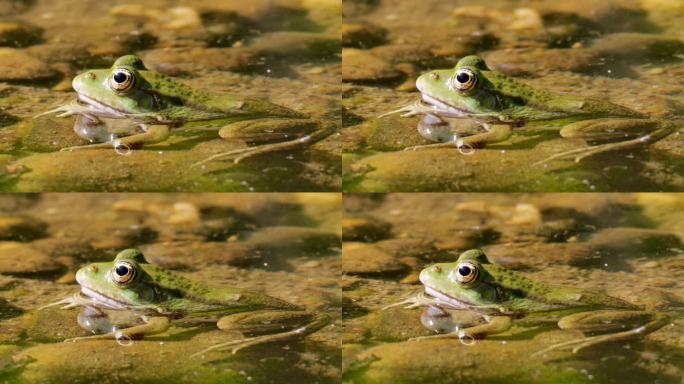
<box><xmin>244</xmin><ymin>226</ymin><xmax>341</xmax><ymax>257</ymax></box>
<box><xmin>482</xmin><ymin>242</ymin><xmax>595</xmax><ymax>268</ymax></box>
<box><xmin>0</xmin><ymin>297</ymin><xmax>22</xmax><ymax>320</ymax></box>
<box><xmin>141</xmin><ymin>47</ymin><xmax>254</xmax><ymax>76</ymax></box>
<box><xmin>30</xmin><ymin>237</ymin><xmax>94</xmax><ymax>261</ymax></box>
<box><xmin>345</xmin><ymin>337</ymin><xmax>594</xmax><ymax>384</ymax></box>
<box><xmin>365</xmin><ymin>307</ymin><xmax>432</xmax><ymax>342</ymax></box>
<box><xmin>482</xmin><ymin>47</ymin><xmax>597</xmax><ymax>76</ymax></box>
<box><xmin>342</xmin><ymin>48</ymin><xmax>403</xmax><ymax>83</ymax></box>
<box><xmin>360</xmin><ymin>116</ymin><xmax>432</xmax><ymax>151</ymax></box>
<box><xmin>0</xmin><ymin>216</ymin><xmax>47</xmax><ymax>241</ymax></box>
<box><xmin>139</xmin><ymin>241</ymin><xmax>260</xmax><ymax>269</ymax></box>
<box><xmin>342</xmin><ymin>295</ymin><xmax>369</xmax><ymax>319</ymax></box>
<box><xmin>374</xmin><ymin>238</ymin><xmax>437</xmax><ymax>260</ymax></box>
<box><xmin>0</xmin><ymin>49</ymin><xmax>58</xmax><ymax>82</ymax></box>
<box><xmin>22</xmin><ymin>307</ymin><xmax>89</xmax><ymax>343</ymax></box>
<box><xmin>342</xmin><ymin>242</ymin><xmax>407</xmax><ymax>275</ymax></box>
<box><xmin>248</xmin><ymin>31</ymin><xmax>341</xmax><ymax>60</ymax></box>
<box><xmin>342</xmin><ymin>22</ymin><xmax>387</xmax><ymax>48</ymax></box>
<box><xmin>0</xmin><ymin>22</ymin><xmax>42</xmax><ymax>47</ymax></box>
<box><xmin>342</xmin><ymin>216</ymin><xmax>392</xmax><ymax>242</ymax></box>
<box><xmin>588</xmin><ymin>227</ymin><xmax>682</xmax><ymax>257</ymax></box>
<box><xmin>589</xmin><ymin>33</ymin><xmax>684</xmax><ymax>60</ymax></box>
<box><xmin>0</xmin><ymin>242</ymin><xmax>62</xmax><ymax>276</ymax></box>
<box><xmin>16</xmin><ymin>116</ymin><xmax>85</xmax><ymax>153</ymax></box>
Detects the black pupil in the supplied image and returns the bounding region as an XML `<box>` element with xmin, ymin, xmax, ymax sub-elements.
<box><xmin>115</xmin><ymin>265</ymin><xmax>129</xmax><ymax>276</ymax></box>
<box><xmin>456</xmin><ymin>72</ymin><xmax>470</xmax><ymax>83</ymax></box>
<box><xmin>458</xmin><ymin>265</ymin><xmax>472</xmax><ymax>276</ymax></box>
<box><xmin>113</xmin><ymin>72</ymin><xmax>128</xmax><ymax>84</ymax></box>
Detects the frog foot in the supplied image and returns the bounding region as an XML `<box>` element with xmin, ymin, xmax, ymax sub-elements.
<box><xmin>533</xmin><ymin>142</ymin><xmax>639</xmax><ymax>165</ymax></box>
<box><xmin>38</xmin><ymin>293</ymin><xmax>93</xmax><ymax>310</ymax></box>
<box><xmin>192</xmin><ymin>124</ymin><xmax>334</xmax><ymax>167</ymax></box>
<box><xmin>382</xmin><ymin>292</ymin><xmax>438</xmax><ymax>310</ymax></box>
<box><xmin>535</xmin><ymin>123</ymin><xmax>678</xmax><ymax>166</ymax></box>
<box><xmin>378</xmin><ymin>101</ymin><xmax>434</xmax><ymax>118</ymax></box>
<box><xmin>191</xmin><ymin>326</ymin><xmax>308</xmax><ymax>357</ymax></box>
<box><xmin>533</xmin><ymin>313</ymin><xmax>669</xmax><ymax>357</ymax></box>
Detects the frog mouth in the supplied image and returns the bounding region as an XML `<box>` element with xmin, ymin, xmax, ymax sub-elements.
<box><xmin>76</xmin><ymin>94</ymin><xmax>128</xmax><ymax>119</ymax></box>
<box><xmin>423</xmin><ymin>286</ymin><xmax>472</xmax><ymax>309</ymax></box>
<box><xmin>80</xmin><ymin>285</ymin><xmax>129</xmax><ymax>310</ymax></box>
<box><xmin>420</xmin><ymin>94</ymin><xmax>469</xmax><ymax>118</ymax></box>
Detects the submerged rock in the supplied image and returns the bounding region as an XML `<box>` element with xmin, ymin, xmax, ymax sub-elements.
<box><xmin>342</xmin><ymin>22</ymin><xmax>388</xmax><ymax>48</ymax></box>
<box><xmin>0</xmin><ymin>22</ymin><xmax>42</xmax><ymax>47</ymax></box>
<box><xmin>0</xmin><ymin>216</ymin><xmax>47</xmax><ymax>241</ymax></box>
<box><xmin>342</xmin><ymin>242</ymin><xmax>407</xmax><ymax>275</ymax></box>
<box><xmin>342</xmin><ymin>49</ymin><xmax>403</xmax><ymax>83</ymax></box>
<box><xmin>0</xmin><ymin>242</ymin><xmax>62</xmax><ymax>276</ymax></box>
<box><xmin>16</xmin><ymin>116</ymin><xmax>85</xmax><ymax>153</ymax></box>
<box><xmin>342</xmin><ymin>216</ymin><xmax>392</xmax><ymax>242</ymax></box>
<box><xmin>0</xmin><ymin>49</ymin><xmax>58</xmax><ymax>82</ymax></box>
<box><xmin>344</xmin><ymin>337</ymin><xmax>595</xmax><ymax>384</ymax></box>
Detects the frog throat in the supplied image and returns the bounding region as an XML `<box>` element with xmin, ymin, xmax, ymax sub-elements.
<box><xmin>423</xmin><ymin>285</ymin><xmax>472</xmax><ymax>310</ymax></box>
<box><xmin>76</xmin><ymin>93</ymin><xmax>128</xmax><ymax>119</ymax></box>
<box><xmin>80</xmin><ymin>285</ymin><xmax>130</xmax><ymax>310</ymax></box>
<box><xmin>419</xmin><ymin>93</ymin><xmax>470</xmax><ymax>118</ymax></box>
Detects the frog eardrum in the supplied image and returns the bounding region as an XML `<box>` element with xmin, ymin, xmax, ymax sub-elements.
<box><xmin>108</xmin><ymin>68</ymin><xmax>135</xmax><ymax>93</ymax></box>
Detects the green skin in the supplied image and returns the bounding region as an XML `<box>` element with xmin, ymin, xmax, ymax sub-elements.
<box><xmin>395</xmin><ymin>249</ymin><xmax>667</xmax><ymax>354</ymax></box>
<box><xmin>43</xmin><ymin>55</ymin><xmax>332</xmax><ymax>165</ymax></box>
<box><xmin>42</xmin><ymin>249</ymin><xmax>329</xmax><ymax>355</ymax></box>
<box><xmin>390</xmin><ymin>55</ymin><xmax>676</xmax><ymax>163</ymax></box>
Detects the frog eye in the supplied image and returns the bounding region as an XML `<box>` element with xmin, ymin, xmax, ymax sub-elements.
<box><xmin>109</xmin><ymin>68</ymin><xmax>135</xmax><ymax>93</ymax></box>
<box><xmin>111</xmin><ymin>261</ymin><xmax>136</xmax><ymax>285</ymax></box>
<box><xmin>450</xmin><ymin>68</ymin><xmax>477</xmax><ymax>91</ymax></box>
<box><xmin>450</xmin><ymin>262</ymin><xmax>478</xmax><ymax>284</ymax></box>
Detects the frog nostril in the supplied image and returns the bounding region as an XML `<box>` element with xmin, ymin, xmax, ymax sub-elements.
<box><xmin>89</xmin><ymin>265</ymin><xmax>98</xmax><ymax>273</ymax></box>
<box><xmin>86</xmin><ymin>72</ymin><xmax>96</xmax><ymax>80</ymax></box>
<box><xmin>433</xmin><ymin>265</ymin><xmax>442</xmax><ymax>273</ymax></box>
<box><xmin>430</xmin><ymin>72</ymin><xmax>440</xmax><ymax>80</ymax></box>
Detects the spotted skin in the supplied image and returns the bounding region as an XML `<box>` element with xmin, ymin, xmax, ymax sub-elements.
<box><xmin>395</xmin><ymin>55</ymin><xmax>677</xmax><ymax>163</ymax></box>
<box><xmin>404</xmin><ymin>249</ymin><xmax>668</xmax><ymax>354</ymax></box>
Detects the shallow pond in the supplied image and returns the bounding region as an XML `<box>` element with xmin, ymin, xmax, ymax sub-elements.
<box><xmin>342</xmin><ymin>193</ymin><xmax>684</xmax><ymax>384</ymax></box>
<box><xmin>0</xmin><ymin>0</ymin><xmax>342</xmax><ymax>192</ymax></box>
<box><xmin>342</xmin><ymin>0</ymin><xmax>684</xmax><ymax>192</ymax></box>
<box><xmin>0</xmin><ymin>193</ymin><xmax>341</xmax><ymax>384</ymax></box>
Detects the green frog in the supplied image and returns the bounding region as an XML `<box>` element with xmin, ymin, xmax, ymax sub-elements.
<box><xmin>39</xmin><ymin>55</ymin><xmax>333</xmax><ymax>165</ymax></box>
<box><xmin>384</xmin><ymin>55</ymin><xmax>677</xmax><ymax>163</ymax></box>
<box><xmin>388</xmin><ymin>249</ymin><xmax>668</xmax><ymax>355</ymax></box>
<box><xmin>41</xmin><ymin>249</ymin><xmax>330</xmax><ymax>355</ymax></box>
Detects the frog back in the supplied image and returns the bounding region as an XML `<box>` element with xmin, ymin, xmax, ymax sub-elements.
<box><xmin>137</xmin><ymin>71</ymin><xmax>304</xmax><ymax>122</ymax></box>
<box><xmin>139</xmin><ymin>264</ymin><xmax>301</xmax><ymax>317</ymax></box>
<box><xmin>481</xmin><ymin>263</ymin><xmax>639</xmax><ymax>315</ymax></box>
<box><xmin>479</xmin><ymin>71</ymin><xmax>645</xmax><ymax>121</ymax></box>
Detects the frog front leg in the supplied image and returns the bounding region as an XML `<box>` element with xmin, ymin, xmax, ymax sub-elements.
<box><xmin>411</xmin><ymin>308</ymin><xmax>511</xmax><ymax>343</ymax></box>
<box><xmin>534</xmin><ymin>310</ymin><xmax>669</xmax><ymax>356</ymax></box>
<box><xmin>64</xmin><ymin>314</ymin><xmax>170</xmax><ymax>343</ymax></box>
<box><xmin>192</xmin><ymin>310</ymin><xmax>330</xmax><ymax>356</ymax></box>
<box><xmin>537</xmin><ymin>118</ymin><xmax>677</xmax><ymax>164</ymax></box>
<box><xmin>62</xmin><ymin>121</ymin><xmax>170</xmax><ymax>152</ymax></box>
<box><xmin>404</xmin><ymin>114</ymin><xmax>512</xmax><ymax>152</ymax></box>
<box><xmin>192</xmin><ymin>119</ymin><xmax>334</xmax><ymax>167</ymax></box>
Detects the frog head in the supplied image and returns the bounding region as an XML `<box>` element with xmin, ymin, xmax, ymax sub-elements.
<box><xmin>71</xmin><ymin>55</ymin><xmax>190</xmax><ymax>122</ymax></box>
<box><xmin>419</xmin><ymin>249</ymin><xmax>506</xmax><ymax>311</ymax></box>
<box><xmin>415</xmin><ymin>56</ymin><xmax>518</xmax><ymax>121</ymax></box>
<box><xmin>75</xmin><ymin>248</ymin><xmax>159</xmax><ymax>312</ymax></box>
